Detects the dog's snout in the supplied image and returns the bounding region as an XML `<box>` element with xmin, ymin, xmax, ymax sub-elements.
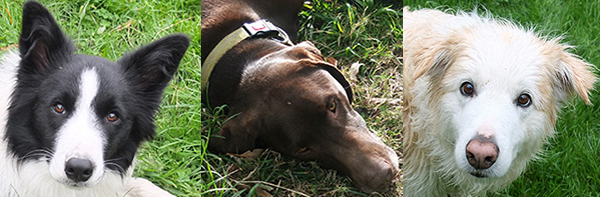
<box><xmin>65</xmin><ymin>157</ymin><xmax>94</xmax><ymax>182</ymax></box>
<box><xmin>376</xmin><ymin>159</ymin><xmax>398</xmax><ymax>182</ymax></box>
<box><xmin>466</xmin><ymin>136</ymin><xmax>499</xmax><ymax>170</ymax></box>
<box><xmin>359</xmin><ymin>157</ymin><xmax>399</xmax><ymax>193</ymax></box>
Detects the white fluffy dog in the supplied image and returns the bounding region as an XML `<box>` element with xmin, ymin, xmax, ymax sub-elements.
<box><xmin>402</xmin><ymin>7</ymin><xmax>597</xmax><ymax>196</ymax></box>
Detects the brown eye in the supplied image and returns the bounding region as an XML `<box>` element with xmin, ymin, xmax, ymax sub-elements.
<box><xmin>54</xmin><ymin>104</ymin><xmax>65</xmax><ymax>114</ymax></box>
<box><xmin>298</xmin><ymin>147</ymin><xmax>311</xmax><ymax>155</ymax></box>
<box><xmin>517</xmin><ymin>94</ymin><xmax>531</xmax><ymax>107</ymax></box>
<box><xmin>460</xmin><ymin>82</ymin><xmax>475</xmax><ymax>96</ymax></box>
<box><xmin>107</xmin><ymin>112</ymin><xmax>118</xmax><ymax>122</ymax></box>
<box><xmin>327</xmin><ymin>101</ymin><xmax>337</xmax><ymax>112</ymax></box>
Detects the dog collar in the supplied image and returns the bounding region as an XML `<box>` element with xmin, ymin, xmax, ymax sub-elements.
<box><xmin>201</xmin><ymin>20</ymin><xmax>293</xmax><ymax>92</ymax></box>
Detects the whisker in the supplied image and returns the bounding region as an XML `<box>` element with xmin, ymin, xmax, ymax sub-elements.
<box><xmin>104</xmin><ymin>160</ymin><xmax>126</xmax><ymax>174</ymax></box>
<box><xmin>21</xmin><ymin>148</ymin><xmax>53</xmax><ymax>161</ymax></box>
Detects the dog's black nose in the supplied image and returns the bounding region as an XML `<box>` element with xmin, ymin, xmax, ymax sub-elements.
<box><xmin>65</xmin><ymin>157</ymin><xmax>94</xmax><ymax>182</ymax></box>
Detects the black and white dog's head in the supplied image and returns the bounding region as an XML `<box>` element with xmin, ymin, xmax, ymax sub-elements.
<box><xmin>5</xmin><ymin>1</ymin><xmax>189</xmax><ymax>187</ymax></box>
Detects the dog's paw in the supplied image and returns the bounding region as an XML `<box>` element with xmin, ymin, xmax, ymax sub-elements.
<box><xmin>123</xmin><ymin>178</ymin><xmax>175</xmax><ymax>197</ymax></box>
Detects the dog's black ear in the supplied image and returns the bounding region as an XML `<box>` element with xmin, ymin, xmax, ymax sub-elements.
<box><xmin>118</xmin><ymin>34</ymin><xmax>189</xmax><ymax>141</ymax></box>
<box><xmin>119</xmin><ymin>34</ymin><xmax>190</xmax><ymax>95</ymax></box>
<box><xmin>19</xmin><ymin>1</ymin><xmax>75</xmax><ymax>74</ymax></box>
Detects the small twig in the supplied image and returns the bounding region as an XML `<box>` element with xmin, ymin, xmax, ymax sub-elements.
<box><xmin>153</xmin><ymin>16</ymin><xmax>193</xmax><ymax>40</ymax></box>
<box><xmin>236</xmin><ymin>180</ymin><xmax>311</xmax><ymax>197</ymax></box>
<box><xmin>241</xmin><ymin>164</ymin><xmax>260</xmax><ymax>181</ymax></box>
<box><xmin>370</xmin><ymin>98</ymin><xmax>402</xmax><ymax>105</ymax></box>
<box><xmin>127</xmin><ymin>26</ymin><xmax>134</xmax><ymax>48</ymax></box>
<box><xmin>5</xmin><ymin>5</ymin><xmax>13</xmax><ymax>24</ymax></box>
<box><xmin>108</xmin><ymin>19</ymin><xmax>135</xmax><ymax>33</ymax></box>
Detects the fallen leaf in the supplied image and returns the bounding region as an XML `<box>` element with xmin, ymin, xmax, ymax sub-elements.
<box><xmin>348</xmin><ymin>62</ymin><xmax>364</xmax><ymax>81</ymax></box>
<box><xmin>227</xmin><ymin>148</ymin><xmax>265</xmax><ymax>160</ymax></box>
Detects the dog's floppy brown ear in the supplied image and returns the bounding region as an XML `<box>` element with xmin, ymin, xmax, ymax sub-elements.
<box><xmin>408</xmin><ymin>38</ymin><xmax>460</xmax><ymax>87</ymax></box>
<box><xmin>555</xmin><ymin>51</ymin><xmax>597</xmax><ymax>105</ymax></box>
<box><xmin>426</xmin><ymin>44</ymin><xmax>462</xmax><ymax>86</ymax></box>
<box><xmin>294</xmin><ymin>41</ymin><xmax>354</xmax><ymax>103</ymax></box>
<box><xmin>318</xmin><ymin>62</ymin><xmax>354</xmax><ymax>103</ymax></box>
<box><xmin>208</xmin><ymin>113</ymin><xmax>258</xmax><ymax>154</ymax></box>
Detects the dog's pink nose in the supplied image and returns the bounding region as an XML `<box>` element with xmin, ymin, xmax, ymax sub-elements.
<box><xmin>466</xmin><ymin>137</ymin><xmax>498</xmax><ymax>169</ymax></box>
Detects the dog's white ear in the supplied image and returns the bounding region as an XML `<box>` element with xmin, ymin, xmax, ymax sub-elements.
<box><xmin>19</xmin><ymin>1</ymin><xmax>75</xmax><ymax>74</ymax></box>
<box><xmin>555</xmin><ymin>51</ymin><xmax>597</xmax><ymax>105</ymax></box>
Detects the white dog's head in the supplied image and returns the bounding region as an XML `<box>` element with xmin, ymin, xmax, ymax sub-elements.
<box><xmin>422</xmin><ymin>19</ymin><xmax>597</xmax><ymax>179</ymax></box>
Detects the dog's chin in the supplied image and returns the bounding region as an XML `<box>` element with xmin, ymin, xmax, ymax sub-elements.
<box><xmin>469</xmin><ymin>171</ymin><xmax>488</xmax><ymax>178</ymax></box>
<box><xmin>464</xmin><ymin>168</ymin><xmax>505</xmax><ymax>178</ymax></box>
<box><xmin>59</xmin><ymin>177</ymin><xmax>104</xmax><ymax>189</ymax></box>
<box><xmin>459</xmin><ymin>164</ymin><xmax>496</xmax><ymax>178</ymax></box>
<box><xmin>62</xmin><ymin>181</ymin><xmax>91</xmax><ymax>188</ymax></box>
<box><xmin>54</xmin><ymin>173</ymin><xmax>103</xmax><ymax>189</ymax></box>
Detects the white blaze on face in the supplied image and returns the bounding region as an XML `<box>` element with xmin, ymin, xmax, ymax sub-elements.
<box><xmin>477</xmin><ymin>124</ymin><xmax>494</xmax><ymax>138</ymax></box>
<box><xmin>49</xmin><ymin>68</ymin><xmax>105</xmax><ymax>185</ymax></box>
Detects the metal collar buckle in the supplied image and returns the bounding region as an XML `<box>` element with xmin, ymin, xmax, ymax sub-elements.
<box><xmin>243</xmin><ymin>20</ymin><xmax>292</xmax><ymax>45</ymax></box>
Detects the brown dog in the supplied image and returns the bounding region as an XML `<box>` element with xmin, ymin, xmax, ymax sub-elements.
<box><xmin>201</xmin><ymin>0</ymin><xmax>399</xmax><ymax>193</ymax></box>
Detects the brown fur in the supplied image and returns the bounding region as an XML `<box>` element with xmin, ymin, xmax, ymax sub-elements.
<box><xmin>201</xmin><ymin>0</ymin><xmax>399</xmax><ymax>193</ymax></box>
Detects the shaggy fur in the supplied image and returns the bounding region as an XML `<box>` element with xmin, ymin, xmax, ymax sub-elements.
<box><xmin>402</xmin><ymin>7</ymin><xmax>596</xmax><ymax>196</ymax></box>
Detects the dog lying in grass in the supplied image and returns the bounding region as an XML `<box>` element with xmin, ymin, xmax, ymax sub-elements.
<box><xmin>201</xmin><ymin>0</ymin><xmax>399</xmax><ymax>193</ymax></box>
<box><xmin>402</xmin><ymin>7</ymin><xmax>597</xmax><ymax>196</ymax></box>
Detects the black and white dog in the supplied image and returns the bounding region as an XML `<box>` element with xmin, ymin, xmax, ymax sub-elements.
<box><xmin>0</xmin><ymin>1</ymin><xmax>189</xmax><ymax>196</ymax></box>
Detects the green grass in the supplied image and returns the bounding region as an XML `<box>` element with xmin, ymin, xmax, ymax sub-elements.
<box><xmin>1</xmin><ymin>0</ymin><xmax>201</xmax><ymax>196</ymax></box>
<box><xmin>406</xmin><ymin>0</ymin><xmax>600</xmax><ymax>196</ymax></box>
<box><xmin>201</xmin><ymin>0</ymin><xmax>402</xmax><ymax>196</ymax></box>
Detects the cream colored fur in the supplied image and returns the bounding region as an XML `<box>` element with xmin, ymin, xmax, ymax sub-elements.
<box><xmin>403</xmin><ymin>7</ymin><xmax>596</xmax><ymax>196</ymax></box>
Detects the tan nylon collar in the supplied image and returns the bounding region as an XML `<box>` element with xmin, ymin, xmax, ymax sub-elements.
<box><xmin>201</xmin><ymin>20</ymin><xmax>292</xmax><ymax>92</ymax></box>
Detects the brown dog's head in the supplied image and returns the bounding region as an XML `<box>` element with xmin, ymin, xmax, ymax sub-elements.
<box><xmin>208</xmin><ymin>41</ymin><xmax>399</xmax><ymax>193</ymax></box>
